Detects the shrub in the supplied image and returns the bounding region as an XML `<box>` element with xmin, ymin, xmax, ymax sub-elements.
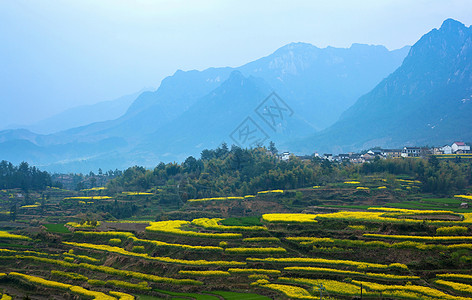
<box><xmin>347</xmin><ymin>225</ymin><xmax>366</xmax><ymax>231</ymax></box>
<box><xmin>132</xmin><ymin>245</ymin><xmax>145</xmax><ymax>253</ymax></box>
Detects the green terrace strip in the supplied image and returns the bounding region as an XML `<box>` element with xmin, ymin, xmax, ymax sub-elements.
<box><xmin>106</xmin><ymin>221</ymin><xmax>151</xmax><ymax>224</ymax></box>
<box><xmin>224</xmin><ymin>247</ymin><xmax>286</xmax><ymax>254</ymax></box>
<box><xmin>246</xmin><ymin>257</ymin><xmax>408</xmax><ymax>270</ymax></box>
<box><xmin>51</xmin><ymin>270</ymin><xmax>88</xmax><ymax>281</ymax></box>
<box><xmin>257</xmin><ymin>189</ymin><xmax>284</xmax><ymax>194</ymax></box>
<box><xmin>0</xmin><ymin>248</ymin><xmax>59</xmax><ymax>257</ymax></box>
<box><xmin>102</xmin><ymin>280</ymin><xmax>151</xmax><ymax>291</ymax></box>
<box><xmin>152</xmin><ymin>288</ymin><xmax>221</xmax><ymax>300</ymax></box>
<box><xmin>145</xmin><ymin>220</ymin><xmax>242</xmax><ymax>238</ymax></box>
<box><xmin>191</xmin><ymin>218</ymin><xmax>267</xmax><ymax>231</ymax></box>
<box><xmin>207</xmin><ymin>291</ymin><xmax>271</xmax><ymax>300</ymax></box>
<box><xmin>283</xmin><ymin>266</ymin><xmax>420</xmax><ymax>281</ymax></box>
<box><xmin>437</xmin><ymin>274</ymin><xmax>472</xmax><ymax>281</ymax></box>
<box><xmin>435</xmin><ymin>280</ymin><xmax>472</xmax><ymax>295</ymax></box>
<box><xmin>437</xmin><ymin>226</ymin><xmax>468</xmax><ymax>235</ymax></box>
<box><xmin>187</xmin><ymin>196</ymin><xmax>244</xmax><ymax>202</ymax></box>
<box><xmin>277</xmin><ymin>277</ymin><xmax>375</xmax><ymax>298</ymax></box>
<box><xmin>63</xmin><ymin>242</ymin><xmax>245</xmax><ymax>266</ymax></box>
<box><xmin>130</xmin><ymin>236</ymin><xmax>224</xmax><ymax>252</ymax></box>
<box><xmin>74</xmin><ymin>231</ymin><xmax>135</xmax><ymax>238</ymax></box>
<box><xmin>309</xmin><ymin>210</ymin><xmax>472</xmax><ymax>225</ymax></box>
<box><xmin>262</xmin><ymin>213</ymin><xmax>318</xmax><ymax>223</ymax></box>
<box><xmin>243</xmin><ymin>237</ymin><xmax>281</xmax><ymax>242</ymax></box>
<box><xmin>258</xmin><ymin>283</ymin><xmax>316</xmax><ymax>299</ymax></box>
<box><xmin>350</xmin><ymin>279</ymin><xmax>470</xmax><ymax>300</ymax></box>
<box><xmin>67</xmin><ymin>221</ymin><xmax>101</xmax><ymax>228</ymax></box>
<box><xmin>63</xmin><ymin>252</ymin><xmax>100</xmax><ymax>263</ymax></box>
<box><xmin>178</xmin><ymin>270</ymin><xmax>231</xmax><ymax>277</ymax></box>
<box><xmin>227</xmin><ymin>268</ymin><xmax>281</xmax><ymax>275</ymax></box>
<box><xmin>63</xmin><ymin>196</ymin><xmax>112</xmax><ymax>200</ymax></box>
<box><xmin>6</xmin><ymin>255</ymin><xmax>203</xmax><ymax>285</ymax></box>
<box><xmin>122</xmin><ymin>192</ymin><xmax>153</xmax><ymax>196</ymax></box>
<box><xmin>367</xmin><ymin>207</ymin><xmax>454</xmax><ymax>214</ymax></box>
<box><xmin>249</xmin><ymin>274</ymin><xmax>269</xmax><ymax>280</ymax></box>
<box><xmin>8</xmin><ymin>272</ymin><xmax>120</xmax><ymax>300</ymax></box>
<box><xmin>364</xmin><ymin>233</ymin><xmax>472</xmax><ymax>242</ymax></box>
<box><xmin>287</xmin><ymin>236</ymin><xmax>472</xmax><ymax>251</ymax></box>
<box><xmin>278</xmin><ymin>277</ymin><xmax>470</xmax><ymax>300</ymax></box>
<box><xmin>0</xmin><ymin>231</ymin><xmax>31</xmax><ymax>240</ymax></box>
<box><xmin>109</xmin><ymin>291</ymin><xmax>134</xmax><ymax>300</ymax></box>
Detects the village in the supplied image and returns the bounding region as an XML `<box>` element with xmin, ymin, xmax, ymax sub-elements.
<box><xmin>281</xmin><ymin>141</ymin><xmax>472</xmax><ymax>163</ymax></box>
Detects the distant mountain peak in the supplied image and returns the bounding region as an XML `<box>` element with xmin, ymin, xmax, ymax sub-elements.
<box><xmin>440</xmin><ymin>18</ymin><xmax>467</xmax><ymax>32</ymax></box>
<box><xmin>222</xmin><ymin>70</ymin><xmax>247</xmax><ymax>86</ymax></box>
<box><xmin>349</xmin><ymin>43</ymin><xmax>388</xmax><ymax>51</ymax></box>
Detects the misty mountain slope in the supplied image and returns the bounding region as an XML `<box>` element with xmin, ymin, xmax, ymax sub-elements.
<box><xmin>58</xmin><ymin>67</ymin><xmax>235</xmax><ymax>140</ymax></box>
<box><xmin>239</xmin><ymin>42</ymin><xmax>410</xmax><ymax>130</ymax></box>
<box><xmin>13</xmin><ymin>91</ymin><xmax>142</xmax><ymax>134</ymax></box>
<box><xmin>132</xmin><ymin>71</ymin><xmax>316</xmax><ymax>161</ymax></box>
<box><xmin>295</xmin><ymin>19</ymin><xmax>472</xmax><ymax>154</ymax></box>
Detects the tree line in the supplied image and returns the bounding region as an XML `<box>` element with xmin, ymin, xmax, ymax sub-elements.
<box><xmin>0</xmin><ymin>161</ymin><xmax>52</xmax><ymax>190</ymax></box>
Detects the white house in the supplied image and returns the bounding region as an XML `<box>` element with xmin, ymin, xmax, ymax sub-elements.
<box><xmin>452</xmin><ymin>142</ymin><xmax>470</xmax><ymax>153</ymax></box>
<box><xmin>281</xmin><ymin>152</ymin><xmax>291</xmax><ymax>161</ymax></box>
<box><xmin>401</xmin><ymin>147</ymin><xmax>421</xmax><ymax>157</ymax></box>
<box><xmin>440</xmin><ymin>145</ymin><xmax>453</xmax><ymax>154</ymax></box>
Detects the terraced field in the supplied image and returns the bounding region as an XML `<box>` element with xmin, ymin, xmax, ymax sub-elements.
<box><xmin>1</xmin><ymin>206</ymin><xmax>472</xmax><ymax>299</ymax></box>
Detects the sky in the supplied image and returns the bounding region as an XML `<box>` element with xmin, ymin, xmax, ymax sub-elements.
<box><xmin>1</xmin><ymin>0</ymin><xmax>472</xmax><ymax>129</ymax></box>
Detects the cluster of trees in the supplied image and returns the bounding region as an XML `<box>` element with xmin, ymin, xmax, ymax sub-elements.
<box><xmin>0</xmin><ymin>161</ymin><xmax>52</xmax><ymax>190</ymax></box>
<box><xmin>359</xmin><ymin>156</ymin><xmax>472</xmax><ymax>194</ymax></box>
<box><xmin>107</xmin><ymin>144</ymin><xmax>344</xmax><ymax>205</ymax></box>
<box><xmin>95</xmin><ymin>200</ymin><xmax>138</xmax><ymax>219</ymax></box>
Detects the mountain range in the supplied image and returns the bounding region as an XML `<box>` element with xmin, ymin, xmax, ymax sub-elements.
<box><xmin>3</xmin><ymin>19</ymin><xmax>471</xmax><ymax>172</ymax></box>
<box><xmin>293</xmin><ymin>18</ymin><xmax>472</xmax><ymax>154</ymax></box>
<box><xmin>0</xmin><ymin>40</ymin><xmax>409</xmax><ymax>172</ymax></box>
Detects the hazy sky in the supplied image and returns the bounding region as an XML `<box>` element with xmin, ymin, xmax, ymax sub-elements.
<box><xmin>1</xmin><ymin>0</ymin><xmax>472</xmax><ymax>129</ymax></box>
